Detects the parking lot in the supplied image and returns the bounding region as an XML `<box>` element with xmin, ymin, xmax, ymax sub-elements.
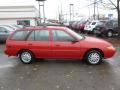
<box><xmin>0</xmin><ymin>38</ymin><xmax>120</xmax><ymax>90</ymax></box>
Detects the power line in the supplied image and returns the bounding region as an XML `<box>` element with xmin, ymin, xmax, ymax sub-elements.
<box><xmin>77</xmin><ymin>0</ymin><xmax>100</xmax><ymax>9</ymax></box>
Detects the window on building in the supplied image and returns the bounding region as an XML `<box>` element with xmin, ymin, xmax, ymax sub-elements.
<box><xmin>17</xmin><ymin>20</ymin><xmax>30</xmax><ymax>26</ymax></box>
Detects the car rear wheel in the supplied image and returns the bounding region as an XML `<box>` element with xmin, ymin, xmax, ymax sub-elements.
<box><xmin>85</xmin><ymin>50</ymin><xmax>102</xmax><ymax>65</ymax></box>
<box><xmin>19</xmin><ymin>50</ymin><xmax>35</xmax><ymax>64</ymax></box>
<box><xmin>107</xmin><ymin>31</ymin><xmax>113</xmax><ymax>37</ymax></box>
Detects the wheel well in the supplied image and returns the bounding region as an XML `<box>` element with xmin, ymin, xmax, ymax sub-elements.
<box><xmin>83</xmin><ymin>48</ymin><xmax>104</xmax><ymax>58</ymax></box>
<box><xmin>17</xmin><ymin>49</ymin><xmax>34</xmax><ymax>56</ymax></box>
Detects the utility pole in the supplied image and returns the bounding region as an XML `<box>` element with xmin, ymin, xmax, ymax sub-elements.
<box><xmin>38</xmin><ymin>1</ymin><xmax>41</xmax><ymax>23</ymax></box>
<box><xmin>97</xmin><ymin>2</ymin><xmax>99</xmax><ymax>20</ymax></box>
<box><xmin>43</xmin><ymin>1</ymin><xmax>45</xmax><ymax>23</ymax></box>
<box><xmin>36</xmin><ymin>0</ymin><xmax>46</xmax><ymax>24</ymax></box>
<box><xmin>70</xmin><ymin>4</ymin><xmax>74</xmax><ymax>22</ymax></box>
<box><xmin>94</xmin><ymin>0</ymin><xmax>96</xmax><ymax>20</ymax></box>
<box><xmin>117</xmin><ymin>0</ymin><xmax>120</xmax><ymax>37</ymax></box>
<box><xmin>60</xmin><ymin>3</ymin><xmax>63</xmax><ymax>23</ymax></box>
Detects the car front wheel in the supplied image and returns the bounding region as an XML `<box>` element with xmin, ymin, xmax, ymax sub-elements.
<box><xmin>85</xmin><ymin>50</ymin><xmax>102</xmax><ymax>65</ymax></box>
<box><xmin>19</xmin><ymin>50</ymin><xmax>35</xmax><ymax>64</ymax></box>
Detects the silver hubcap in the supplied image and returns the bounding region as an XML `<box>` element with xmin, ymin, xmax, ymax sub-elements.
<box><xmin>108</xmin><ymin>32</ymin><xmax>112</xmax><ymax>37</ymax></box>
<box><xmin>88</xmin><ymin>53</ymin><xmax>100</xmax><ymax>64</ymax></box>
<box><xmin>21</xmin><ymin>52</ymin><xmax>32</xmax><ymax>63</ymax></box>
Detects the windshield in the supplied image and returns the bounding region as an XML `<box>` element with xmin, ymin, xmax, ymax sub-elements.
<box><xmin>86</xmin><ymin>21</ymin><xmax>91</xmax><ymax>25</ymax></box>
<box><xmin>67</xmin><ymin>28</ymin><xmax>84</xmax><ymax>40</ymax></box>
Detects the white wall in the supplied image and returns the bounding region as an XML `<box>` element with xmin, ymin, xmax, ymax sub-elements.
<box><xmin>0</xmin><ymin>6</ymin><xmax>38</xmax><ymax>26</ymax></box>
<box><xmin>0</xmin><ymin>18</ymin><xmax>36</xmax><ymax>26</ymax></box>
<box><xmin>0</xmin><ymin>12</ymin><xmax>36</xmax><ymax>19</ymax></box>
<box><xmin>0</xmin><ymin>6</ymin><xmax>38</xmax><ymax>18</ymax></box>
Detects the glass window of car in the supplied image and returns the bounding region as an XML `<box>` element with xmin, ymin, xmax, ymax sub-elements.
<box><xmin>86</xmin><ymin>21</ymin><xmax>91</xmax><ymax>25</ymax></box>
<box><xmin>0</xmin><ymin>27</ymin><xmax>8</xmax><ymax>33</ymax></box>
<box><xmin>35</xmin><ymin>30</ymin><xmax>49</xmax><ymax>41</ymax></box>
<box><xmin>52</xmin><ymin>30</ymin><xmax>75</xmax><ymax>41</ymax></box>
<box><xmin>106</xmin><ymin>21</ymin><xmax>113</xmax><ymax>27</ymax></box>
<box><xmin>91</xmin><ymin>22</ymin><xmax>96</xmax><ymax>25</ymax></box>
<box><xmin>11</xmin><ymin>30</ymin><xmax>31</xmax><ymax>40</ymax></box>
<box><xmin>114</xmin><ymin>22</ymin><xmax>118</xmax><ymax>28</ymax></box>
<box><xmin>27</xmin><ymin>31</ymin><xmax>35</xmax><ymax>41</ymax></box>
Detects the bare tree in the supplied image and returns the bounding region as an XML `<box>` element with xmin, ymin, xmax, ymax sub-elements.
<box><xmin>103</xmin><ymin>0</ymin><xmax>120</xmax><ymax>37</ymax></box>
<box><xmin>87</xmin><ymin>0</ymin><xmax>120</xmax><ymax>36</ymax></box>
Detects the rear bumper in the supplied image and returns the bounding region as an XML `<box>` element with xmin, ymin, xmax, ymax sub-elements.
<box><xmin>4</xmin><ymin>48</ymin><xmax>15</xmax><ymax>56</ymax></box>
<box><xmin>4</xmin><ymin>49</ymin><xmax>9</xmax><ymax>56</ymax></box>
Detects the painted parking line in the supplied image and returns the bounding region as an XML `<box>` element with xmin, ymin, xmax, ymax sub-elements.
<box><xmin>0</xmin><ymin>64</ymin><xmax>14</xmax><ymax>69</ymax></box>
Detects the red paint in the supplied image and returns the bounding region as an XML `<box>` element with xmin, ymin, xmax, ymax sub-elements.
<box><xmin>4</xmin><ymin>26</ymin><xmax>116</xmax><ymax>60</ymax></box>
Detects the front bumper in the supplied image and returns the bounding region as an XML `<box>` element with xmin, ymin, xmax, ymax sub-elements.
<box><xmin>104</xmin><ymin>46</ymin><xmax>116</xmax><ymax>59</ymax></box>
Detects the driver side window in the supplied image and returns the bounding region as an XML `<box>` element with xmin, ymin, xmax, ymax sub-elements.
<box><xmin>52</xmin><ymin>30</ymin><xmax>75</xmax><ymax>42</ymax></box>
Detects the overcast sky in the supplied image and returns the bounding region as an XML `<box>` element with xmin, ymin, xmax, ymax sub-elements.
<box><xmin>0</xmin><ymin>0</ymin><xmax>117</xmax><ymax>19</ymax></box>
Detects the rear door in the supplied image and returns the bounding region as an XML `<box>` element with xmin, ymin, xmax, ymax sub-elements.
<box><xmin>26</xmin><ymin>29</ymin><xmax>52</xmax><ymax>58</ymax></box>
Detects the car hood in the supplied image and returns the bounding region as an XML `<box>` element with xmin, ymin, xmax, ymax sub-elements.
<box><xmin>82</xmin><ymin>36</ymin><xmax>112</xmax><ymax>46</ymax></box>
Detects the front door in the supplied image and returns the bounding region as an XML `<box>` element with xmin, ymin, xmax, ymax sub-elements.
<box><xmin>51</xmin><ymin>30</ymin><xmax>80</xmax><ymax>58</ymax></box>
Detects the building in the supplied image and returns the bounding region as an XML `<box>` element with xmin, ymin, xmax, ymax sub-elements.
<box><xmin>0</xmin><ymin>6</ymin><xmax>38</xmax><ymax>26</ymax></box>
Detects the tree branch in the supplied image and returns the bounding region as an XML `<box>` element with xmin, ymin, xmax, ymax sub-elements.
<box><xmin>108</xmin><ymin>0</ymin><xmax>117</xmax><ymax>9</ymax></box>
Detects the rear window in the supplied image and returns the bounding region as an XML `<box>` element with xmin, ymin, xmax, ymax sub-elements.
<box><xmin>11</xmin><ymin>30</ymin><xmax>31</xmax><ymax>40</ymax></box>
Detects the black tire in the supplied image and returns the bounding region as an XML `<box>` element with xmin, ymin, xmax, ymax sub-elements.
<box><xmin>107</xmin><ymin>31</ymin><xmax>113</xmax><ymax>37</ymax></box>
<box><xmin>92</xmin><ymin>28</ymin><xmax>96</xmax><ymax>34</ymax></box>
<box><xmin>19</xmin><ymin>50</ymin><xmax>35</xmax><ymax>64</ymax></box>
<box><xmin>85</xmin><ymin>50</ymin><xmax>102</xmax><ymax>65</ymax></box>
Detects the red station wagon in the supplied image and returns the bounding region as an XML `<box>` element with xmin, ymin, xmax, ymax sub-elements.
<box><xmin>4</xmin><ymin>26</ymin><xmax>116</xmax><ymax>65</ymax></box>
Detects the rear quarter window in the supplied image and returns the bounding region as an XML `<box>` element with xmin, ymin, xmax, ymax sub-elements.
<box><xmin>11</xmin><ymin>30</ymin><xmax>31</xmax><ymax>40</ymax></box>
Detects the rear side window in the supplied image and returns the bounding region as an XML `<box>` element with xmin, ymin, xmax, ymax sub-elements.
<box><xmin>27</xmin><ymin>30</ymin><xmax>50</xmax><ymax>41</ymax></box>
<box><xmin>35</xmin><ymin>30</ymin><xmax>49</xmax><ymax>41</ymax></box>
<box><xmin>11</xmin><ymin>30</ymin><xmax>31</xmax><ymax>40</ymax></box>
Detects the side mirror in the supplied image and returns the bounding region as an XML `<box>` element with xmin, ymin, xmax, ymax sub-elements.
<box><xmin>71</xmin><ymin>39</ymin><xmax>79</xmax><ymax>43</ymax></box>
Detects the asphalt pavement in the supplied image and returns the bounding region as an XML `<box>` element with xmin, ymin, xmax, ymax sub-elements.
<box><xmin>0</xmin><ymin>43</ymin><xmax>120</xmax><ymax>90</ymax></box>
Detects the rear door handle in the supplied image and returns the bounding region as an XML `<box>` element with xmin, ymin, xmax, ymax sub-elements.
<box><xmin>8</xmin><ymin>46</ymin><xmax>12</xmax><ymax>48</ymax></box>
<box><xmin>28</xmin><ymin>43</ymin><xmax>32</xmax><ymax>45</ymax></box>
<box><xmin>56</xmin><ymin>45</ymin><xmax>60</xmax><ymax>46</ymax></box>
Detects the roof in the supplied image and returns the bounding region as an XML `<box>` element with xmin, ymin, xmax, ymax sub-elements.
<box><xmin>17</xmin><ymin>26</ymin><xmax>67</xmax><ymax>30</ymax></box>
